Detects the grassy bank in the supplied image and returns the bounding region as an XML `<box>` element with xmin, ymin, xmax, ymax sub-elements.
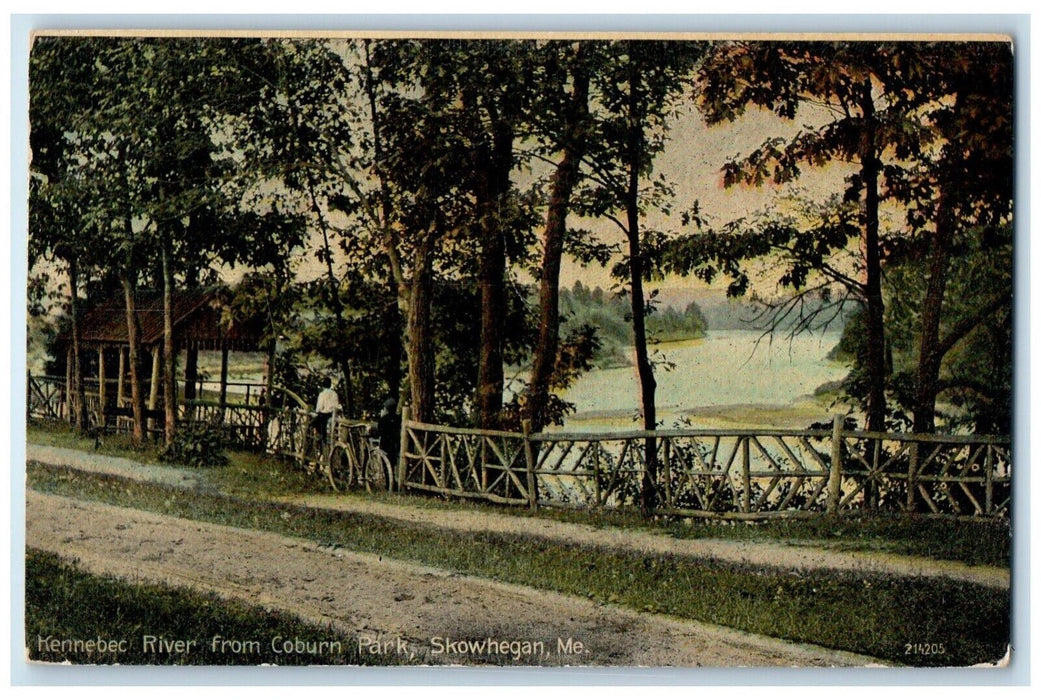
<box><xmin>26</xmin><ymin>548</ymin><xmax>399</xmax><ymax>666</ymax></box>
<box><xmin>28</xmin><ymin>420</ymin><xmax>162</xmax><ymax>463</ymax></box>
<box><xmin>27</xmin><ymin>419</ymin><xmax>1010</xmax><ymax>568</ymax></box>
<box><xmin>29</xmin><ymin>462</ymin><xmax>1010</xmax><ymax>666</ymax></box>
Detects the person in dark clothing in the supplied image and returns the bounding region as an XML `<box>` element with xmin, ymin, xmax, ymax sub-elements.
<box><xmin>376</xmin><ymin>398</ymin><xmax>401</xmax><ymax>467</ymax></box>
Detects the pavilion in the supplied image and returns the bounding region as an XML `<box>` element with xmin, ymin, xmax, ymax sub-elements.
<box><xmin>57</xmin><ymin>286</ymin><xmax>272</xmax><ymax>430</ymax></box>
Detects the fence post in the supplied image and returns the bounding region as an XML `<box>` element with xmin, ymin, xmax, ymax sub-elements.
<box><xmin>984</xmin><ymin>443</ymin><xmax>994</xmax><ymax>516</ymax></box>
<box><xmin>397</xmin><ymin>406</ymin><xmax>410</xmax><ymax>492</ymax></box>
<box><xmin>663</xmin><ymin>438</ymin><xmax>672</xmax><ymax>510</ymax></box>
<box><xmin>907</xmin><ymin>441</ymin><xmax>919</xmax><ymax>513</ymax></box>
<box><xmin>741</xmin><ymin>437</ymin><xmax>751</xmax><ymax>513</ymax></box>
<box><xmin>522</xmin><ymin>419</ymin><xmax>538</xmax><ymax>512</ymax></box>
<box><xmin>593</xmin><ymin>441</ymin><xmax>602</xmax><ymax>508</ymax></box>
<box><xmin>828</xmin><ymin>414</ymin><xmax>843</xmax><ymax>514</ymax></box>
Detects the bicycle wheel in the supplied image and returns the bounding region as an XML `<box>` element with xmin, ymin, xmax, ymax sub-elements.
<box><xmin>327</xmin><ymin>445</ymin><xmax>355</xmax><ymax>492</ymax></box>
<box><xmin>364</xmin><ymin>447</ymin><xmax>392</xmax><ymax>492</ymax></box>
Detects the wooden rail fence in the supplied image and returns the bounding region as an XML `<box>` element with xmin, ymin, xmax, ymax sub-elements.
<box><xmin>398</xmin><ymin>412</ymin><xmax>1011</xmax><ymax>520</ymax></box>
<box><xmin>27</xmin><ymin>374</ymin><xmax>1011</xmax><ymax>519</ymax></box>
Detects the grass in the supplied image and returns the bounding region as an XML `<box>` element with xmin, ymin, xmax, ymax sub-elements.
<box><xmin>25</xmin><ymin>548</ymin><xmax>400</xmax><ymax>665</ymax></box>
<box><xmin>349</xmin><ymin>490</ymin><xmax>1010</xmax><ymax>568</ymax></box>
<box><xmin>27</xmin><ymin>419</ymin><xmax>318</xmax><ymax>496</ymax></box>
<box><xmin>28</xmin><ymin>461</ymin><xmax>1011</xmax><ymax>667</ymax></box>
<box><xmin>26</xmin><ymin>418</ymin><xmax>1011</xmax><ymax>567</ymax></box>
<box><xmin>28</xmin><ymin>419</ymin><xmax>163</xmax><ymax>463</ymax></box>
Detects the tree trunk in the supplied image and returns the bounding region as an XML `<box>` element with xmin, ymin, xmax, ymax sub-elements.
<box><xmin>859</xmin><ymin>80</ymin><xmax>887</xmax><ymax>434</ymax></box>
<box><xmin>161</xmin><ymin>237</ymin><xmax>177</xmax><ymax>445</ymax></box>
<box><xmin>148</xmin><ymin>347</ymin><xmax>161</xmax><ymax>434</ymax></box>
<box><xmin>527</xmin><ymin>44</ymin><xmax>591</xmax><ymax>432</ymax></box>
<box><xmin>265</xmin><ymin>338</ymin><xmax>276</xmax><ymax>409</ymax></box>
<box><xmin>625</xmin><ymin>53</ymin><xmax>658</xmax><ymax>516</ymax></box>
<box><xmin>184</xmin><ymin>347</ymin><xmax>199</xmax><ymax>400</ymax></box>
<box><xmin>306</xmin><ymin>178</ymin><xmax>357</xmax><ymax>417</ymax></box>
<box><xmin>474</xmin><ymin>119</ymin><xmax>514</xmax><ymax>430</ymax></box>
<box><xmin>120</xmin><ymin>274</ymin><xmax>146</xmax><ymax>444</ymax></box>
<box><xmin>912</xmin><ymin>192</ymin><xmax>954</xmax><ymax>434</ymax></box>
<box><xmin>475</xmin><ymin>216</ymin><xmax>507</xmax><ymax>430</ymax></box>
<box><xmin>405</xmin><ymin>232</ymin><xmax>436</xmax><ymax>423</ymax></box>
<box><xmin>383</xmin><ymin>278</ymin><xmax>404</xmax><ymax>404</ymax></box>
<box><xmin>628</xmin><ymin>201</ymin><xmax>659</xmax><ymax>516</ymax></box>
<box><xmin>65</xmin><ymin>347</ymin><xmax>73</xmax><ymax>422</ymax></box>
<box><xmin>67</xmin><ymin>257</ymin><xmax>87</xmax><ymax>433</ymax></box>
<box><xmin>362</xmin><ymin>39</ymin><xmax>406</xmax><ymax>409</ymax></box>
<box><xmin>116</xmin><ymin>348</ymin><xmax>125</xmax><ymax>405</ymax></box>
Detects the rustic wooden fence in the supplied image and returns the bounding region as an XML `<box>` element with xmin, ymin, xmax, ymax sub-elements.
<box><xmin>179</xmin><ymin>401</ymin><xmax>273</xmax><ymax>447</ymax></box>
<box><xmin>398</xmin><ymin>413</ymin><xmax>1011</xmax><ymax>520</ymax></box>
<box><xmin>26</xmin><ymin>374</ymin><xmax>66</xmax><ymax>421</ymax></box>
<box><xmin>27</xmin><ymin>371</ymin><xmax>294</xmax><ymax>449</ymax></box>
<box><xmin>27</xmin><ymin>374</ymin><xmax>1011</xmax><ymax>519</ymax></box>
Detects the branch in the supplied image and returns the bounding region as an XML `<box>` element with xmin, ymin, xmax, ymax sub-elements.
<box><xmin>773</xmin><ymin>243</ymin><xmax>865</xmax><ymax>292</ymax></box>
<box><xmin>749</xmin><ymin>285</ymin><xmax>855</xmax><ymax>345</ymax></box>
<box><xmin>578</xmin><ymin>156</ymin><xmax>628</xmax><ymax>199</ymax></box>
<box><xmin>935</xmin><ymin>293</ymin><xmax>1011</xmax><ymax>359</ymax></box>
<box><xmin>935</xmin><ymin>378</ymin><xmax>1005</xmax><ymax>402</ymax></box>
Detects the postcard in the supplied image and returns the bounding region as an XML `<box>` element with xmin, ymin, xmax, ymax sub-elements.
<box><xmin>22</xmin><ymin>29</ymin><xmax>1014</xmax><ymax>673</ymax></box>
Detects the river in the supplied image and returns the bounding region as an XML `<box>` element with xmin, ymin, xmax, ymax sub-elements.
<box><xmin>558</xmin><ymin>329</ymin><xmax>848</xmax><ymax>431</ymax></box>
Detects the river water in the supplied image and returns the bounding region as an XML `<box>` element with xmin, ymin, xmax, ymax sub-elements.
<box><xmin>559</xmin><ymin>329</ymin><xmax>848</xmax><ymax>431</ymax></box>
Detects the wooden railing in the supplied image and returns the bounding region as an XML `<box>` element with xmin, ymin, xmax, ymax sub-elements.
<box><xmin>178</xmin><ymin>401</ymin><xmax>273</xmax><ymax>447</ymax></box>
<box><xmin>399</xmin><ymin>414</ymin><xmax>1011</xmax><ymax>520</ymax></box>
<box><xmin>27</xmin><ymin>374</ymin><xmax>1011</xmax><ymax>519</ymax></box>
<box><xmin>26</xmin><ymin>375</ymin><xmax>67</xmax><ymax>421</ymax></box>
<box><xmin>835</xmin><ymin>430</ymin><xmax>1011</xmax><ymax>517</ymax></box>
<box><xmin>400</xmin><ymin>421</ymin><xmax>533</xmax><ymax>506</ymax></box>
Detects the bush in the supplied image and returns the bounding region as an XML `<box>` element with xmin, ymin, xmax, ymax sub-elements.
<box><xmin>158</xmin><ymin>423</ymin><xmax>229</xmax><ymax>468</ymax></box>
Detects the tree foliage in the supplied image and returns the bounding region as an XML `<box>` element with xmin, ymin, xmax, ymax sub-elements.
<box><xmin>27</xmin><ymin>37</ymin><xmax>1013</xmax><ymax>444</ymax></box>
<box><xmin>668</xmin><ymin>40</ymin><xmax>1013</xmax><ymax>433</ymax></box>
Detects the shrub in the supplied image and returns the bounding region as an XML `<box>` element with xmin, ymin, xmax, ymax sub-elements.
<box><xmin>158</xmin><ymin>422</ymin><xmax>229</xmax><ymax>468</ymax></box>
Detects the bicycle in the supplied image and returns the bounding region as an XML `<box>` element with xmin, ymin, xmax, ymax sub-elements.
<box><xmin>326</xmin><ymin>422</ymin><xmax>395</xmax><ymax>494</ymax></box>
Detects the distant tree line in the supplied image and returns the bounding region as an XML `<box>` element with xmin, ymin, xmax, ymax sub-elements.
<box><xmin>559</xmin><ymin>281</ymin><xmax>707</xmax><ymax>369</ymax></box>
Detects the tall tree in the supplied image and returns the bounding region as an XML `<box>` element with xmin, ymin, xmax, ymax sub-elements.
<box><xmin>460</xmin><ymin>42</ymin><xmax>535</xmax><ymax>430</ymax></box>
<box><xmin>29</xmin><ymin>37</ymin><xmax>108</xmax><ymax>433</ymax></box>
<box><xmin>362</xmin><ymin>40</ymin><xmax>475</xmax><ymax>423</ymax></box>
<box><xmin>900</xmin><ymin>42</ymin><xmax>1013</xmax><ymax>432</ymax></box>
<box><xmin>525</xmin><ymin>41</ymin><xmax>594</xmax><ymax>432</ymax></box>
<box><xmin>576</xmin><ymin>40</ymin><xmax>701</xmax><ymax>513</ymax></box>
<box><xmin>691</xmin><ymin>41</ymin><xmax>951</xmax><ymax>432</ymax></box>
<box><xmin>228</xmin><ymin>39</ymin><xmax>373</xmax><ymax>413</ymax></box>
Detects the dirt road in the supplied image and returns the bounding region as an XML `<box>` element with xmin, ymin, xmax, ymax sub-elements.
<box><xmin>26</xmin><ymin>490</ymin><xmax>879</xmax><ymax>667</ymax></box>
<box><xmin>26</xmin><ymin>443</ymin><xmax>1009</xmax><ymax>590</ymax></box>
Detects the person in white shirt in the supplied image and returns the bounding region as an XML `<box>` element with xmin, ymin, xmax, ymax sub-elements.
<box><xmin>312</xmin><ymin>376</ymin><xmax>341</xmax><ymax>444</ymax></box>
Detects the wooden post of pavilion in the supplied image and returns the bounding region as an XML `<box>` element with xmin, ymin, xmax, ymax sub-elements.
<box><xmin>65</xmin><ymin>346</ymin><xmax>74</xmax><ymax>422</ymax></box>
<box><xmin>148</xmin><ymin>347</ymin><xmax>161</xmax><ymax>434</ymax></box>
<box><xmin>116</xmin><ymin>346</ymin><xmax>126</xmax><ymax>406</ymax></box>
<box><xmin>218</xmin><ymin>343</ymin><xmax>230</xmax><ymax>421</ymax></box>
<box><xmin>97</xmin><ymin>346</ymin><xmax>107</xmax><ymax>428</ymax></box>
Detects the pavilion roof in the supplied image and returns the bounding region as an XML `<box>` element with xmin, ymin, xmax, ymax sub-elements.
<box><xmin>63</xmin><ymin>287</ymin><xmax>267</xmax><ymax>352</ymax></box>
